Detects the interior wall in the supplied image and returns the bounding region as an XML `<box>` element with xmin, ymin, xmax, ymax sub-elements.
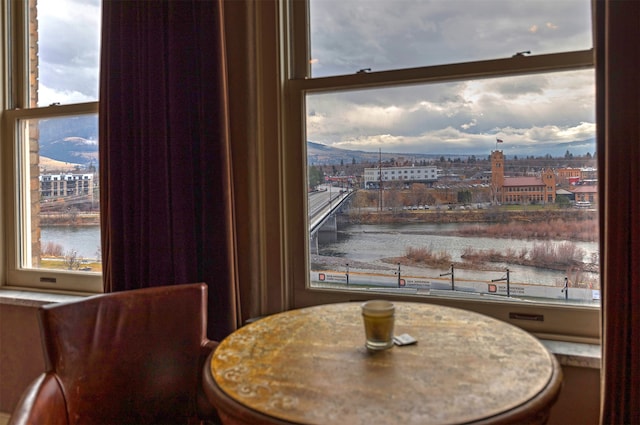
<box><xmin>548</xmin><ymin>365</ymin><xmax>601</xmax><ymax>425</ymax></box>
<box><xmin>0</xmin><ymin>303</ymin><xmax>45</xmax><ymax>413</ymax></box>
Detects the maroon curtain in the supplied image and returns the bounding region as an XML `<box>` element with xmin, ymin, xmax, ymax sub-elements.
<box><xmin>599</xmin><ymin>0</ymin><xmax>640</xmax><ymax>423</ymax></box>
<box><xmin>98</xmin><ymin>0</ymin><xmax>238</xmax><ymax>341</ymax></box>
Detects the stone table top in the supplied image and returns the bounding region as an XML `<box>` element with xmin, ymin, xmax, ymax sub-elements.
<box><xmin>207</xmin><ymin>302</ymin><xmax>562</xmax><ymax>425</ymax></box>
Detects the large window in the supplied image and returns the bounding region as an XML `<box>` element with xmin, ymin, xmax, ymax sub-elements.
<box><xmin>286</xmin><ymin>0</ymin><xmax>599</xmax><ymax>342</ymax></box>
<box><xmin>2</xmin><ymin>0</ymin><xmax>102</xmax><ymax>292</ymax></box>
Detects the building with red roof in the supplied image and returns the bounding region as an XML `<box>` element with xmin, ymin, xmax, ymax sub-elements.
<box><xmin>571</xmin><ymin>184</ymin><xmax>598</xmax><ymax>205</ymax></box>
<box><xmin>491</xmin><ymin>150</ymin><xmax>556</xmax><ymax>204</ymax></box>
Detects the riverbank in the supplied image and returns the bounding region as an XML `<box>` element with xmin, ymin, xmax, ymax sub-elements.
<box><xmin>340</xmin><ymin>208</ymin><xmax>598</xmax><ymax>242</ymax></box>
<box><xmin>40</xmin><ymin>212</ymin><xmax>100</xmax><ymax>226</ymax></box>
<box><xmin>342</xmin><ymin>207</ymin><xmax>596</xmax><ymax>225</ymax></box>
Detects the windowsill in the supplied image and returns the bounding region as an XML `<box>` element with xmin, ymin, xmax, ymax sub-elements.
<box><xmin>0</xmin><ymin>288</ymin><xmax>601</xmax><ymax>369</ymax></box>
<box><xmin>0</xmin><ymin>288</ymin><xmax>87</xmax><ymax>307</ymax></box>
<box><xmin>539</xmin><ymin>339</ymin><xmax>601</xmax><ymax>369</ymax></box>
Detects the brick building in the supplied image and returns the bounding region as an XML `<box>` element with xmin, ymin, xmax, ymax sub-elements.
<box><xmin>571</xmin><ymin>185</ymin><xmax>598</xmax><ymax>205</ymax></box>
<box><xmin>491</xmin><ymin>150</ymin><xmax>556</xmax><ymax>204</ymax></box>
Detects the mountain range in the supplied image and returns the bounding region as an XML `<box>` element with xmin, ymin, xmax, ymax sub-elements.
<box><xmin>38</xmin><ymin>115</ymin><xmax>99</xmax><ymax>169</ymax></box>
<box><xmin>36</xmin><ymin>115</ymin><xmax>595</xmax><ymax>169</ymax></box>
<box><xmin>308</xmin><ymin>140</ymin><xmax>596</xmax><ymax>165</ymax></box>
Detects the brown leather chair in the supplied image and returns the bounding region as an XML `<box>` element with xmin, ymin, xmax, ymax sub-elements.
<box><xmin>9</xmin><ymin>283</ymin><xmax>220</xmax><ymax>425</ymax></box>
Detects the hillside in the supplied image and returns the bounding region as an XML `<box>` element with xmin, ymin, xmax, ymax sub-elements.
<box><xmin>39</xmin><ymin>115</ymin><xmax>99</xmax><ymax>168</ymax></box>
<box><xmin>308</xmin><ymin>141</ymin><xmax>447</xmax><ymax>166</ymax></box>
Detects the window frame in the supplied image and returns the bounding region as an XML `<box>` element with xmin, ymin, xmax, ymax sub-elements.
<box><xmin>281</xmin><ymin>0</ymin><xmax>600</xmax><ymax>343</ymax></box>
<box><xmin>1</xmin><ymin>0</ymin><xmax>102</xmax><ymax>294</ymax></box>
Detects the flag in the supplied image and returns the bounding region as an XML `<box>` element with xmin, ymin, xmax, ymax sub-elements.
<box><xmin>496</xmin><ymin>138</ymin><xmax>504</xmax><ymax>143</ymax></box>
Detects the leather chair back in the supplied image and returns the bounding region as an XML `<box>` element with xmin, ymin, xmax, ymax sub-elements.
<box><xmin>18</xmin><ymin>283</ymin><xmax>215</xmax><ymax>424</ymax></box>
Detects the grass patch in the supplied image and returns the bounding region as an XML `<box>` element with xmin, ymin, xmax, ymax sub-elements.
<box><xmin>40</xmin><ymin>258</ymin><xmax>102</xmax><ymax>272</ymax></box>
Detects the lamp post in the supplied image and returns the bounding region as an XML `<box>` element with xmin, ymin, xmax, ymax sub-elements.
<box><xmin>440</xmin><ymin>264</ymin><xmax>455</xmax><ymax>291</ymax></box>
<box><xmin>561</xmin><ymin>276</ymin><xmax>568</xmax><ymax>300</ymax></box>
<box><xmin>491</xmin><ymin>268</ymin><xmax>511</xmax><ymax>297</ymax></box>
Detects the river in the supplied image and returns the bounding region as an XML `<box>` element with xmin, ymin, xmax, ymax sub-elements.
<box><xmin>316</xmin><ymin>222</ymin><xmax>599</xmax><ymax>287</ymax></box>
<box><xmin>42</xmin><ymin>222</ymin><xmax>600</xmax><ymax>288</ymax></box>
<box><xmin>41</xmin><ymin>226</ymin><xmax>101</xmax><ymax>259</ymax></box>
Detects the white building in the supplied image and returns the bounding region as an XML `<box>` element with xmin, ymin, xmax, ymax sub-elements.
<box><xmin>364</xmin><ymin>165</ymin><xmax>439</xmax><ymax>188</ymax></box>
<box><xmin>39</xmin><ymin>173</ymin><xmax>95</xmax><ymax>199</ymax></box>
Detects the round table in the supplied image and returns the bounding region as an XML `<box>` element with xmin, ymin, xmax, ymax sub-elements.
<box><xmin>204</xmin><ymin>302</ymin><xmax>562</xmax><ymax>425</ymax></box>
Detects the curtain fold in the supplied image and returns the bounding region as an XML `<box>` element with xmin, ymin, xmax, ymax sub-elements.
<box><xmin>99</xmin><ymin>0</ymin><xmax>239</xmax><ymax>341</ymax></box>
<box><xmin>599</xmin><ymin>0</ymin><xmax>640</xmax><ymax>423</ymax></box>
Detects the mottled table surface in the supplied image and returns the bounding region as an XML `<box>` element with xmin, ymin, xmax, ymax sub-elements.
<box><xmin>207</xmin><ymin>302</ymin><xmax>562</xmax><ymax>425</ymax></box>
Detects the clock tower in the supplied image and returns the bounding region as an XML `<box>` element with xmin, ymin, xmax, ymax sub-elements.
<box><xmin>491</xmin><ymin>150</ymin><xmax>505</xmax><ymax>204</ymax></box>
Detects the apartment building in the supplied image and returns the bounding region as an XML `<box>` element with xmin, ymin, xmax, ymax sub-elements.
<box><xmin>363</xmin><ymin>165</ymin><xmax>439</xmax><ymax>188</ymax></box>
<box><xmin>39</xmin><ymin>173</ymin><xmax>94</xmax><ymax>200</ymax></box>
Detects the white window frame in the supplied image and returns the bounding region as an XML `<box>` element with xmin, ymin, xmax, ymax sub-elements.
<box><xmin>0</xmin><ymin>0</ymin><xmax>102</xmax><ymax>294</ymax></box>
<box><xmin>280</xmin><ymin>0</ymin><xmax>599</xmax><ymax>343</ymax></box>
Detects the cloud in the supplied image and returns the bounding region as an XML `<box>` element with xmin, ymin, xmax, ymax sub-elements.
<box><xmin>38</xmin><ymin>85</ymin><xmax>96</xmax><ymax>108</ymax></box>
<box><xmin>305</xmin><ymin>0</ymin><xmax>595</xmax><ymax>157</ymax></box>
<box><xmin>35</xmin><ymin>0</ymin><xmax>595</xmax><ymax>159</ymax></box>
<box><xmin>310</xmin><ymin>0</ymin><xmax>592</xmax><ymax>77</ymax></box>
<box><xmin>306</xmin><ymin>69</ymin><xmax>595</xmax><ymax>156</ymax></box>
<box><xmin>36</xmin><ymin>0</ymin><xmax>101</xmax><ymax>106</ymax></box>
<box><xmin>460</xmin><ymin>119</ymin><xmax>477</xmax><ymax>130</ymax></box>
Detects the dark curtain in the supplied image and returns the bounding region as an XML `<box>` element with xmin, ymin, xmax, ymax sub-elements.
<box><xmin>598</xmin><ymin>0</ymin><xmax>640</xmax><ymax>423</ymax></box>
<box><xmin>98</xmin><ymin>0</ymin><xmax>239</xmax><ymax>341</ymax></box>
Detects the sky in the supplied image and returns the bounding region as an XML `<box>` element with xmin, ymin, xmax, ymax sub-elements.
<box><xmin>35</xmin><ymin>0</ymin><xmax>595</xmax><ymax>157</ymax></box>
<box><xmin>307</xmin><ymin>0</ymin><xmax>596</xmax><ymax>157</ymax></box>
<box><xmin>36</xmin><ymin>0</ymin><xmax>101</xmax><ymax>107</ymax></box>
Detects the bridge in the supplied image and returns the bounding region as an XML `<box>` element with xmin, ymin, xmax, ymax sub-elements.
<box><xmin>309</xmin><ymin>185</ymin><xmax>354</xmax><ymax>254</ymax></box>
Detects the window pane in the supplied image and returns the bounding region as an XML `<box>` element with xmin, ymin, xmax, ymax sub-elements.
<box><xmin>307</xmin><ymin>69</ymin><xmax>599</xmax><ymax>305</ymax></box>
<box><xmin>310</xmin><ymin>0</ymin><xmax>592</xmax><ymax>77</ymax></box>
<box><xmin>18</xmin><ymin>114</ymin><xmax>101</xmax><ymax>273</ymax></box>
<box><xmin>31</xmin><ymin>0</ymin><xmax>101</xmax><ymax>106</ymax></box>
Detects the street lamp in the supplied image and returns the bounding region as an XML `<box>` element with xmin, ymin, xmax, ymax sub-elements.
<box><xmin>395</xmin><ymin>263</ymin><xmax>401</xmax><ymax>287</ymax></box>
<box><xmin>491</xmin><ymin>268</ymin><xmax>511</xmax><ymax>297</ymax></box>
<box><xmin>440</xmin><ymin>264</ymin><xmax>454</xmax><ymax>291</ymax></box>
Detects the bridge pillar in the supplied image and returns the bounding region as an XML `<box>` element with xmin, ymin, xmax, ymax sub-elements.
<box><xmin>309</xmin><ymin>232</ymin><xmax>318</xmax><ymax>255</ymax></box>
<box><xmin>317</xmin><ymin>215</ymin><xmax>338</xmax><ymax>244</ymax></box>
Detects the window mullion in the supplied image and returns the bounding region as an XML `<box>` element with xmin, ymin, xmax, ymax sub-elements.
<box><xmin>291</xmin><ymin>49</ymin><xmax>594</xmax><ymax>93</ymax></box>
<box><xmin>287</xmin><ymin>0</ymin><xmax>310</xmax><ymax>80</ymax></box>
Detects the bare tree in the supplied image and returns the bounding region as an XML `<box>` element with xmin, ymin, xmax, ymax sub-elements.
<box><xmin>63</xmin><ymin>250</ymin><xmax>84</xmax><ymax>270</ymax></box>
